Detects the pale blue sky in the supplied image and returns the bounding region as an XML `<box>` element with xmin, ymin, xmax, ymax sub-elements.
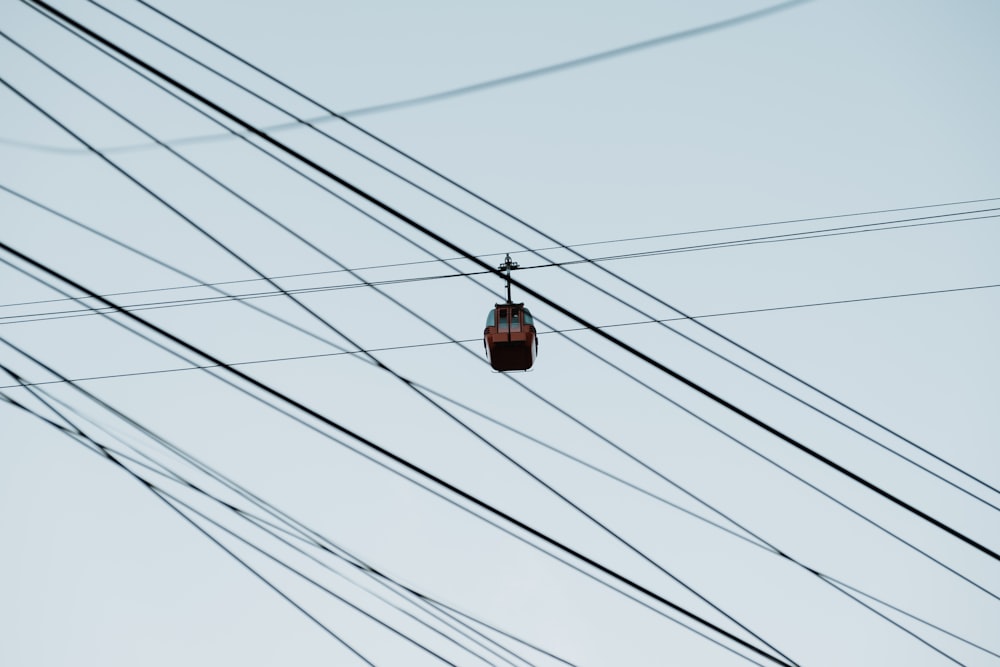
<box><xmin>1</xmin><ymin>1</ymin><xmax>998</xmax><ymax>665</ymax></box>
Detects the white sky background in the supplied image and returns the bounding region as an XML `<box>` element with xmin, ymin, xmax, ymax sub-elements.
<box><xmin>1</xmin><ymin>0</ymin><xmax>998</xmax><ymax>665</ymax></box>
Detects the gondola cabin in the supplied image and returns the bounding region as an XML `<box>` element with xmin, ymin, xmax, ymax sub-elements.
<box><xmin>484</xmin><ymin>303</ymin><xmax>538</xmax><ymax>371</ymax></box>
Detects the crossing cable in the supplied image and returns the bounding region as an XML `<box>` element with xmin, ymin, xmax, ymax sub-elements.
<box><xmin>5</xmin><ymin>265</ymin><xmax>989</xmax><ymax>665</ymax></box>
<box><xmin>1</xmin><ymin>202</ymin><xmax>996</xmax><ymax>320</ymax></box>
<box><xmin>0</xmin><ymin>402</ymin><xmax>517</xmax><ymax>667</ymax></box>
<box><xmin>15</xmin><ymin>0</ymin><xmax>1000</xmax><ymax>640</ymax></box>
<box><xmin>7</xmin><ymin>145</ymin><xmax>998</xmax><ymax>621</ymax></box>
<box><xmin>0</xmin><ymin>174</ymin><xmax>816</xmax><ymax>616</ymax></box>
<box><xmin>419</xmin><ymin>387</ymin><xmax>989</xmax><ymax>664</ymax></box>
<box><xmin>5</xmin><ymin>40</ymin><xmax>992</xmax><ymax>636</ymax></box>
<box><xmin>25</xmin><ymin>0</ymin><xmax>999</xmax><ymax>566</ymax></box>
<box><xmin>0</xmin><ymin>366</ymin><xmax>582</xmax><ymax>667</ymax></box>
<box><xmin>0</xmin><ymin>356</ymin><xmax>569</xmax><ymax>667</ymax></box>
<box><xmin>0</xmin><ymin>337</ymin><xmax>625</xmax><ymax>667</ymax></box>
<box><xmin>0</xmin><ymin>259</ymin><xmax>780</xmax><ymax>667</ymax></box>
<box><xmin>5</xmin><ymin>227</ymin><xmax>998</xmax><ymax>664</ymax></box>
<box><xmin>1</xmin><ymin>399</ymin><xmax>511</xmax><ymax>667</ymax></box>
<box><xmin>5</xmin><ymin>397</ymin><xmax>991</xmax><ymax>667</ymax></box>
<box><xmin>2</xmin><ymin>243</ymin><xmax>998</xmax><ymax>335</ymax></box>
<box><xmin>4</xmin><ymin>292</ymin><xmax>998</xmax><ymax>667</ymax></box>
<box><xmin>2</xmin><ymin>349</ymin><xmax>988</xmax><ymax>666</ymax></box>
<box><xmin>6</xmin><ymin>31</ymin><xmax>999</xmax><ymax>625</ymax></box>
<box><xmin>0</xmin><ymin>183</ymin><xmax>379</xmax><ymax>370</ymax></box>
<box><xmin>10</xmin><ymin>179</ymin><xmax>998</xmax><ymax>640</ymax></box>
<box><xmin>0</xmin><ymin>376</ymin><xmax>379</xmax><ymax>666</ymax></box>
<box><xmin>3</xmin><ymin>185</ymin><xmax>997</xmax><ymax>314</ymax></box>
<box><xmin>0</xmin><ymin>51</ymin><xmax>795</xmax><ymax>663</ymax></box>
<box><xmin>0</xmin><ymin>379</ymin><xmax>474</xmax><ymax>667</ymax></box>
<box><xmin>0</xmin><ymin>60</ymin><xmax>852</xmax><ymax>661</ymax></box>
<box><xmin>79</xmin><ymin>0</ymin><xmax>1000</xmax><ymax>512</ymax></box>
<box><xmin>0</xmin><ymin>61</ymin><xmax>862</xmax><ymax>663</ymax></box>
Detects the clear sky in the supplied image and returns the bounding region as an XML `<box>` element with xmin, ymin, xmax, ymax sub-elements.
<box><xmin>1</xmin><ymin>1</ymin><xmax>998</xmax><ymax>665</ymax></box>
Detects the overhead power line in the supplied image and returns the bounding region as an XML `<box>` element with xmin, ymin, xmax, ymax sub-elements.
<box><xmin>3</xmin><ymin>33</ymin><xmax>797</xmax><ymax>661</ymax></box>
<box><xmin>1</xmin><ymin>181</ymin><xmax>993</xmax><ymax>315</ymax></box>
<box><xmin>24</xmin><ymin>0</ymin><xmax>997</xmax><ymax>567</ymax></box>
<box><xmin>6</xmin><ymin>367</ymin><xmax>988</xmax><ymax>664</ymax></box>
<box><xmin>0</xmin><ymin>242</ymin><xmax>794</xmax><ymax>667</ymax></box>
<box><xmin>2</xmin><ymin>279</ymin><xmax>997</xmax><ymax>389</ymax></box>
<box><xmin>0</xmin><ymin>352</ymin><xmax>576</xmax><ymax>667</ymax></box>
<box><xmin>2</xmin><ymin>288</ymin><xmax>988</xmax><ymax>665</ymax></box>
<box><xmin>79</xmin><ymin>0</ymin><xmax>1000</xmax><ymax>541</ymax></box>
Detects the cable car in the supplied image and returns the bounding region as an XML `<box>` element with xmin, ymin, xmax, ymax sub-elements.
<box><xmin>484</xmin><ymin>302</ymin><xmax>538</xmax><ymax>371</ymax></box>
<box><xmin>484</xmin><ymin>254</ymin><xmax>538</xmax><ymax>371</ymax></box>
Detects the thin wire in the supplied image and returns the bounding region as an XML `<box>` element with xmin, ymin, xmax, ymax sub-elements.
<box><xmin>7</xmin><ymin>261</ymin><xmax>987</xmax><ymax>664</ymax></box>
<box><xmin>58</xmin><ymin>0</ymin><xmax>1000</xmax><ymax>539</ymax></box>
<box><xmin>12</xmin><ymin>4</ymin><xmax>1000</xmax><ymax>564</ymax></box>
<box><xmin>72</xmin><ymin>0</ymin><xmax>1000</xmax><ymax>524</ymax></box>
<box><xmin>2</xmin><ymin>280</ymin><xmax>997</xmax><ymax>391</ymax></box>
<box><xmin>29</xmin><ymin>0</ymin><xmax>999</xmax><ymax>556</ymax></box>
<box><xmin>23</xmin><ymin>3</ymin><xmax>995</xmax><ymax>567</ymax></box>
<box><xmin>1</xmin><ymin>244</ymin><xmax>996</xmax><ymax>330</ymax></box>
<box><xmin>2</xmin><ymin>37</ymin><xmax>793</xmax><ymax>662</ymax></box>
<box><xmin>0</xmin><ymin>247</ymin><xmax>787</xmax><ymax>667</ymax></box>
<box><xmin>6</xmin><ymin>248</ymin><xmax>994</xmax><ymax>667</ymax></box>
<box><xmin>0</xmin><ymin>0</ymin><xmax>813</xmax><ymax>154</ymax></box>
<box><xmin>0</xmin><ymin>355</ymin><xmax>565</xmax><ymax>667</ymax></box>
<box><xmin>4</xmin><ymin>357</ymin><xmax>987</xmax><ymax>665</ymax></box>
<box><xmin>9</xmin><ymin>7</ymin><xmax>1000</xmax><ymax>660</ymax></box>
<box><xmin>0</xmin><ymin>192</ymin><xmax>993</xmax><ymax>318</ymax></box>
<box><xmin>4</xmin><ymin>186</ymin><xmax>997</xmax><ymax>312</ymax></box>
<box><xmin>9</xmin><ymin>9</ymin><xmax>1000</xmax><ymax>538</ymax></box>
<box><xmin>9</xmin><ymin>28</ymin><xmax>1000</xmax><ymax>660</ymax></box>
<box><xmin>112</xmin><ymin>0</ymin><xmax>1000</xmax><ymax>513</ymax></box>
<box><xmin>2</xmin><ymin>385</ymin><xmax>379</xmax><ymax>666</ymax></box>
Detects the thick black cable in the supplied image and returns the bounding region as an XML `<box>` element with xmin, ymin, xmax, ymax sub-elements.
<box><xmin>0</xmin><ymin>155</ymin><xmax>900</xmax><ymax>664</ymax></box>
<box><xmin>15</xmin><ymin>3</ymin><xmax>1000</xmax><ymax>552</ymax></box>
<box><xmin>7</xmin><ymin>252</ymin><xmax>994</xmax><ymax>667</ymax></box>
<box><xmin>0</xmin><ymin>183</ymin><xmax>378</xmax><ymax>370</ymax></box>
<box><xmin>3</xmin><ymin>60</ymin><xmax>996</xmax><ymax>636</ymax></box>
<box><xmin>3</xmin><ymin>185</ymin><xmax>996</xmax><ymax>315</ymax></box>
<box><xmin>0</xmin><ymin>261</ymin><xmax>773</xmax><ymax>667</ymax></box>
<box><xmin>424</xmin><ymin>385</ymin><xmax>1000</xmax><ymax>660</ymax></box>
<box><xmin>8</xmin><ymin>263</ymin><xmax>986</xmax><ymax>665</ymax></box>
<box><xmin>28</xmin><ymin>0</ymin><xmax>998</xmax><ymax>563</ymax></box>
<box><xmin>116</xmin><ymin>0</ymin><xmax>1000</xmax><ymax>517</ymax></box>
<box><xmin>119</xmin><ymin>0</ymin><xmax>1000</xmax><ymax>540</ymax></box>
<box><xmin>3</xmin><ymin>279</ymin><xmax>999</xmax><ymax>391</ymax></box>
<box><xmin>9</xmin><ymin>6</ymin><xmax>1000</xmax><ymax>656</ymax></box>
<box><xmin>8</xmin><ymin>27</ymin><xmax>808</xmax><ymax>660</ymax></box>
<box><xmin>1</xmin><ymin>40</ymin><xmax>792</xmax><ymax>661</ymax></box>
<box><xmin>0</xmin><ymin>354</ymin><xmax>565</xmax><ymax>667</ymax></box>
<box><xmin>0</xmin><ymin>200</ymin><xmax>994</xmax><ymax>320</ymax></box>
<box><xmin>13</xmin><ymin>228</ymin><xmax>997</xmax><ymax>623</ymax></box>
<box><xmin>3</xmin><ymin>45</ymin><xmax>996</xmax><ymax>640</ymax></box>
<box><xmin>81</xmin><ymin>0</ymin><xmax>1000</xmax><ymax>523</ymax></box>
<box><xmin>3</xmin><ymin>368</ymin><xmax>989</xmax><ymax>665</ymax></box>
<box><xmin>0</xmin><ymin>249</ymin><xmax>787</xmax><ymax>666</ymax></box>
<box><xmin>23</xmin><ymin>0</ymin><xmax>997</xmax><ymax>567</ymax></box>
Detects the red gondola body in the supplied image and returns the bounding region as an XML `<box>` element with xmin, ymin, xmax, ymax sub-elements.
<box><xmin>484</xmin><ymin>302</ymin><xmax>538</xmax><ymax>372</ymax></box>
